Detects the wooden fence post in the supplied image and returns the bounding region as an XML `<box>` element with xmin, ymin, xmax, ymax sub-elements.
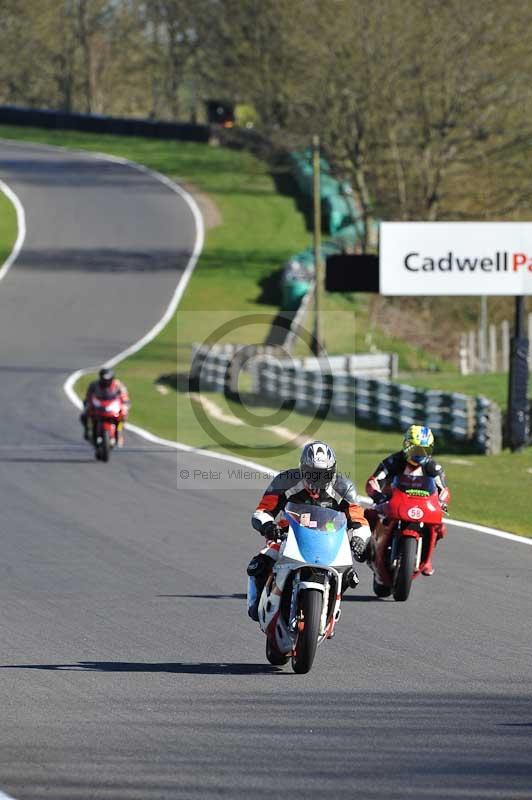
<box><xmin>467</xmin><ymin>330</ymin><xmax>476</xmax><ymax>373</ymax></box>
<box><xmin>489</xmin><ymin>324</ymin><xmax>497</xmax><ymax>372</ymax></box>
<box><xmin>501</xmin><ymin>319</ymin><xmax>510</xmax><ymax>372</ymax></box>
<box><xmin>459</xmin><ymin>334</ymin><xmax>469</xmax><ymax>375</ymax></box>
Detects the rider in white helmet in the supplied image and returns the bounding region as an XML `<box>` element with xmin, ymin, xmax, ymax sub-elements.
<box><xmin>247</xmin><ymin>441</ymin><xmax>370</xmax><ymax>621</ymax></box>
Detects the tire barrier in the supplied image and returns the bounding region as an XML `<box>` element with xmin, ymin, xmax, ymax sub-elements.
<box><xmin>248</xmin><ymin>359</ymin><xmax>501</xmax><ymax>454</ymax></box>
<box><xmin>288</xmin><ymin>150</ymin><xmax>363</xmax><ymax>237</ymax></box>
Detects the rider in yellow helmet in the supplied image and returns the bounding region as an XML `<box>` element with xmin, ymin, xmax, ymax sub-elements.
<box><xmin>365</xmin><ymin>425</ymin><xmax>451</xmax><ymax>578</ymax></box>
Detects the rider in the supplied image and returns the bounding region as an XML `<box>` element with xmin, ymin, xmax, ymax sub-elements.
<box><xmin>247</xmin><ymin>440</ymin><xmax>371</xmax><ymax>621</ymax></box>
<box><xmin>365</xmin><ymin>424</ymin><xmax>451</xmax><ymax>579</ymax></box>
<box><xmin>81</xmin><ymin>367</ymin><xmax>130</xmax><ymax>446</ymax></box>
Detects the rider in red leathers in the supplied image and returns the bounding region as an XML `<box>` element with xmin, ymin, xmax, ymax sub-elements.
<box><xmin>365</xmin><ymin>425</ymin><xmax>450</xmax><ymax>582</ymax></box>
<box><xmin>81</xmin><ymin>368</ymin><xmax>130</xmax><ymax>446</ymax></box>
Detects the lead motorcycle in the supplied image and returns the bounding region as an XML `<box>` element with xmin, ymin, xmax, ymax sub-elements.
<box><xmin>369</xmin><ymin>474</ymin><xmax>443</xmax><ymax>602</ymax></box>
<box><xmin>254</xmin><ymin>502</ymin><xmax>353</xmax><ymax>674</ymax></box>
<box><xmin>86</xmin><ymin>393</ymin><xmax>125</xmax><ymax>462</ymax></box>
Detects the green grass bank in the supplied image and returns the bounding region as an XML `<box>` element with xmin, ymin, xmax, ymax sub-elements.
<box><xmin>0</xmin><ymin>183</ymin><xmax>17</xmax><ymax>266</ymax></box>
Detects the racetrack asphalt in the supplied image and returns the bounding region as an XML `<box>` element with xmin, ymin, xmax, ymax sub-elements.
<box><xmin>0</xmin><ymin>139</ymin><xmax>531</xmax><ymax>800</ymax></box>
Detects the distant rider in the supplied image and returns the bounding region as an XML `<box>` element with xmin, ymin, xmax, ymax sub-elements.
<box><xmin>365</xmin><ymin>425</ymin><xmax>451</xmax><ymax>580</ymax></box>
<box><xmin>81</xmin><ymin>367</ymin><xmax>130</xmax><ymax>446</ymax></box>
<box><xmin>247</xmin><ymin>441</ymin><xmax>371</xmax><ymax>621</ymax></box>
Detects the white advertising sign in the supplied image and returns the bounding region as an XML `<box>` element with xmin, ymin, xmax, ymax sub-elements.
<box><xmin>380</xmin><ymin>222</ymin><xmax>532</xmax><ymax>295</ymax></box>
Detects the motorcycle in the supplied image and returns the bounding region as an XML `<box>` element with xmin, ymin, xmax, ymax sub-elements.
<box><xmin>86</xmin><ymin>394</ymin><xmax>124</xmax><ymax>462</ymax></box>
<box><xmin>255</xmin><ymin>502</ymin><xmax>353</xmax><ymax>674</ymax></box>
<box><xmin>369</xmin><ymin>474</ymin><xmax>443</xmax><ymax>602</ymax></box>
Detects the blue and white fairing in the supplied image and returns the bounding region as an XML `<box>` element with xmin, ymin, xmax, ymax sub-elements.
<box><xmin>257</xmin><ymin>502</ymin><xmax>353</xmax><ymax>649</ymax></box>
<box><xmin>281</xmin><ymin>503</ymin><xmax>353</xmax><ymax>569</ymax></box>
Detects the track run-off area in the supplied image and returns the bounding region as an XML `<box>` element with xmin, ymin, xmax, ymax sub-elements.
<box><xmin>0</xmin><ymin>139</ymin><xmax>531</xmax><ymax>800</ymax></box>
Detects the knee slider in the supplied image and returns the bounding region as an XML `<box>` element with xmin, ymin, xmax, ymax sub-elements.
<box><xmin>246</xmin><ymin>553</ymin><xmax>273</xmax><ymax>578</ymax></box>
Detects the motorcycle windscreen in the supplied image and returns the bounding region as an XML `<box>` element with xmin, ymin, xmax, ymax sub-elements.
<box><xmin>391</xmin><ymin>474</ymin><xmax>438</xmax><ymax>497</ymax></box>
<box><xmin>284</xmin><ymin>502</ymin><xmax>349</xmax><ymax>566</ymax></box>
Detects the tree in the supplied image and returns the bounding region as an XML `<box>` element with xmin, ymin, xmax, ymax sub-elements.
<box><xmin>280</xmin><ymin>0</ymin><xmax>532</xmax><ymax>228</ymax></box>
<box><xmin>138</xmin><ymin>0</ymin><xmax>203</xmax><ymax>120</ymax></box>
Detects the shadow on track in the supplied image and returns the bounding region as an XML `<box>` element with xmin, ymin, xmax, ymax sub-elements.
<box><xmin>157</xmin><ymin>592</ymin><xmax>383</xmax><ymax>603</ymax></box>
<box><xmin>157</xmin><ymin>593</ymin><xmax>246</xmax><ymax>600</ymax></box>
<box><xmin>17</xmin><ymin>246</ymin><xmax>192</xmax><ymax>273</ymax></box>
<box><xmin>341</xmin><ymin>594</ymin><xmax>384</xmax><ymax>602</ymax></box>
<box><xmin>499</xmin><ymin>722</ymin><xmax>532</xmax><ymax>727</ymax></box>
<box><xmin>0</xmin><ymin>457</ymin><xmax>94</xmax><ymax>463</ymax></box>
<box><xmin>0</xmin><ymin>661</ymin><xmax>283</xmax><ymax>675</ymax></box>
<box><xmin>0</xmin><ymin>447</ymin><xmax>175</xmax><ymax>463</ymax></box>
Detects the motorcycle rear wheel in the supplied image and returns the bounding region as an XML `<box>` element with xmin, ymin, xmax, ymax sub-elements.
<box><xmin>292</xmin><ymin>588</ymin><xmax>322</xmax><ymax>674</ymax></box>
<box><xmin>393</xmin><ymin>537</ymin><xmax>417</xmax><ymax>602</ymax></box>
<box><xmin>266</xmin><ymin>639</ymin><xmax>289</xmax><ymax>666</ymax></box>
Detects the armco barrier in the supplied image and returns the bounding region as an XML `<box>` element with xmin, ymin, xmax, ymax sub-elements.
<box><xmin>191</xmin><ymin>346</ymin><xmax>397</xmax><ymax>394</ymax></box>
<box><xmin>0</xmin><ymin>105</ymin><xmax>210</xmax><ymax>142</ymax></box>
<box><xmin>282</xmin><ymin>353</ymin><xmax>398</xmax><ymax>379</ymax></box>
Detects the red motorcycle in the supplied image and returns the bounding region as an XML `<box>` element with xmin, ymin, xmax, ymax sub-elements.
<box><xmin>370</xmin><ymin>474</ymin><xmax>443</xmax><ymax>601</ymax></box>
<box><xmin>86</xmin><ymin>393</ymin><xmax>125</xmax><ymax>462</ymax></box>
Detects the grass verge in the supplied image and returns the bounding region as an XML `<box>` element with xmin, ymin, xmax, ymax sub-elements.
<box><xmin>2</xmin><ymin>125</ymin><xmax>530</xmax><ymax>535</ymax></box>
<box><xmin>399</xmin><ymin>371</ymin><xmax>510</xmax><ymax>408</ymax></box>
<box><xmin>0</xmin><ymin>184</ymin><xmax>17</xmax><ymax>266</ymax></box>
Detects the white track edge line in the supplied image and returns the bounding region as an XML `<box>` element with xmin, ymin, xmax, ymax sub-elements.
<box><xmin>60</xmin><ymin>149</ymin><xmax>280</xmax><ymax>480</ymax></box>
<box><xmin>11</xmin><ymin>141</ymin><xmax>518</xmax><ymax>547</ymax></box>
<box><xmin>0</xmin><ymin>179</ymin><xmax>26</xmax><ymax>282</ymax></box>
<box><xmin>446</xmin><ymin>517</ymin><xmax>532</xmax><ymax>544</ymax></box>
<box><xmin>356</xmin><ymin>495</ymin><xmax>531</xmax><ymax>545</ymax></box>
<box><xmin>0</xmin><ymin>178</ymin><xmax>33</xmax><ymax>800</ymax></box>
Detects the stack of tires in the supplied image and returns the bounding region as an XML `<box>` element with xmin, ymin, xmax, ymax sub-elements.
<box><xmin>281</xmin><ymin>150</ymin><xmax>367</xmax><ymax>312</ymax></box>
<box><xmin>288</xmin><ymin>150</ymin><xmax>362</xmax><ymax>240</ymax></box>
<box><xmin>281</xmin><ymin>241</ymin><xmax>344</xmax><ymax>310</ymax></box>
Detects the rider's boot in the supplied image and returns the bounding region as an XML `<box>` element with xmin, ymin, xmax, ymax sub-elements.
<box><xmin>246</xmin><ymin>553</ymin><xmax>274</xmax><ymax>621</ymax></box>
<box><xmin>80</xmin><ymin>413</ymin><xmax>89</xmax><ymax>441</ymax></box>
<box><xmin>341</xmin><ymin>568</ymin><xmax>360</xmax><ymax>594</ymax></box>
<box><xmin>422</xmin><ymin>560</ymin><xmax>435</xmax><ymax>576</ymax></box>
<box><xmin>246</xmin><ymin>576</ymin><xmax>260</xmax><ymax>621</ymax></box>
<box><xmin>366</xmin><ymin>545</ymin><xmax>392</xmax><ymax>595</ymax></box>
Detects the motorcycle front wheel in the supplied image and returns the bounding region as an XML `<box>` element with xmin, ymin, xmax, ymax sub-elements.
<box><xmin>393</xmin><ymin>536</ymin><xmax>417</xmax><ymax>601</ymax></box>
<box><xmin>100</xmin><ymin>429</ymin><xmax>111</xmax><ymax>462</ymax></box>
<box><xmin>292</xmin><ymin>588</ymin><xmax>322</xmax><ymax>674</ymax></box>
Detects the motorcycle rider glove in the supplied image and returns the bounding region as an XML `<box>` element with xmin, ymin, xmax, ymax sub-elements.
<box><xmin>351</xmin><ymin>536</ymin><xmax>368</xmax><ymax>563</ymax></box>
<box><xmin>260</xmin><ymin>520</ymin><xmax>276</xmax><ymax>539</ymax></box>
<box><xmin>373</xmin><ymin>491</ymin><xmax>388</xmax><ymax>505</ymax></box>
